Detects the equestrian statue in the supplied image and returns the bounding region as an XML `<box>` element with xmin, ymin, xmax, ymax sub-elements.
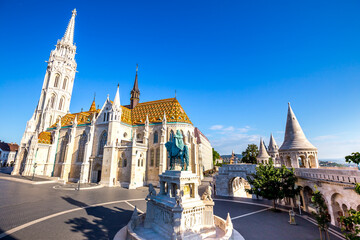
<box><xmin>165</xmin><ymin>130</ymin><xmax>189</xmax><ymax>171</ymax></box>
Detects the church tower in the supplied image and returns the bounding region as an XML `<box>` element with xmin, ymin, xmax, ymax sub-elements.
<box><xmin>130</xmin><ymin>65</ymin><xmax>140</xmax><ymax>109</ymax></box>
<box><xmin>13</xmin><ymin>9</ymin><xmax>77</xmax><ymax>176</ymax></box>
<box><xmin>34</xmin><ymin>9</ymin><xmax>77</xmax><ymax>133</ymax></box>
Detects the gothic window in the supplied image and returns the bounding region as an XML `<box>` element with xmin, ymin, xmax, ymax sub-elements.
<box><xmin>77</xmin><ymin>131</ymin><xmax>87</xmax><ymax>162</ymax></box>
<box><xmin>54</xmin><ymin>74</ymin><xmax>60</xmax><ymax>87</ymax></box>
<box><xmin>50</xmin><ymin>94</ymin><xmax>56</xmax><ymax>109</ymax></box>
<box><xmin>103</xmin><ymin>112</ymin><xmax>106</xmax><ymax>121</ymax></box>
<box><xmin>153</xmin><ymin>131</ymin><xmax>158</xmax><ymax>144</ymax></box>
<box><xmin>156</xmin><ymin>147</ymin><xmax>160</xmax><ymax>167</ymax></box>
<box><xmin>187</xmin><ymin>131</ymin><xmax>191</xmax><ymax>143</ymax></box>
<box><xmin>107</xmin><ymin>112</ymin><xmax>109</xmax><ymax>121</ymax></box>
<box><xmin>138</xmin><ymin>158</ymin><xmax>140</xmax><ymax>166</ymax></box>
<box><xmin>150</xmin><ymin>149</ymin><xmax>154</xmax><ymax>166</ymax></box>
<box><xmin>62</xmin><ymin>77</ymin><xmax>68</xmax><ymax>90</ymax></box>
<box><xmin>169</xmin><ymin>130</ymin><xmax>174</xmax><ymax>142</ymax></box>
<box><xmin>58</xmin><ymin>97</ymin><xmax>64</xmax><ymax>110</ymax></box>
<box><xmin>98</xmin><ymin>131</ymin><xmax>107</xmax><ymax>155</ymax></box>
<box><xmin>59</xmin><ymin>132</ymin><xmax>69</xmax><ymax>163</ymax></box>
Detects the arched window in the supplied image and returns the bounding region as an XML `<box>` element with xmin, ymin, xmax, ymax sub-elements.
<box><xmin>59</xmin><ymin>132</ymin><xmax>69</xmax><ymax>163</ymax></box>
<box><xmin>54</xmin><ymin>74</ymin><xmax>60</xmax><ymax>87</ymax></box>
<box><xmin>62</xmin><ymin>77</ymin><xmax>67</xmax><ymax>90</ymax></box>
<box><xmin>156</xmin><ymin>147</ymin><xmax>160</xmax><ymax>167</ymax></box>
<box><xmin>187</xmin><ymin>131</ymin><xmax>191</xmax><ymax>143</ymax></box>
<box><xmin>98</xmin><ymin>131</ymin><xmax>107</xmax><ymax>155</ymax></box>
<box><xmin>77</xmin><ymin>131</ymin><xmax>87</xmax><ymax>162</ymax></box>
<box><xmin>58</xmin><ymin>97</ymin><xmax>64</xmax><ymax>110</ymax></box>
<box><xmin>153</xmin><ymin>131</ymin><xmax>158</xmax><ymax>144</ymax></box>
<box><xmin>50</xmin><ymin>94</ymin><xmax>56</xmax><ymax>109</ymax></box>
<box><xmin>150</xmin><ymin>149</ymin><xmax>154</xmax><ymax>166</ymax></box>
<box><xmin>169</xmin><ymin>130</ymin><xmax>174</xmax><ymax>142</ymax></box>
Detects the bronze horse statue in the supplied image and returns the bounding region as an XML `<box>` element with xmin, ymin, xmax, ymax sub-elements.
<box><xmin>165</xmin><ymin>130</ymin><xmax>189</xmax><ymax>171</ymax></box>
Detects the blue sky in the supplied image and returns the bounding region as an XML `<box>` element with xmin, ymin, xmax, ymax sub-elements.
<box><xmin>1</xmin><ymin>0</ymin><xmax>360</xmax><ymax>159</ymax></box>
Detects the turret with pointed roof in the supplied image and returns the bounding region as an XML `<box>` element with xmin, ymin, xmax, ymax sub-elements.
<box><xmin>130</xmin><ymin>65</ymin><xmax>140</xmax><ymax>109</ymax></box>
<box><xmin>257</xmin><ymin>138</ymin><xmax>270</xmax><ymax>164</ymax></box>
<box><xmin>279</xmin><ymin>103</ymin><xmax>318</xmax><ymax>168</ymax></box>
<box><xmin>279</xmin><ymin>103</ymin><xmax>316</xmax><ymax>151</ymax></box>
<box><xmin>267</xmin><ymin>133</ymin><xmax>280</xmax><ymax>165</ymax></box>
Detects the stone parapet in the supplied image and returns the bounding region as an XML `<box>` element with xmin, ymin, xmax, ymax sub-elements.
<box><xmin>295</xmin><ymin>168</ymin><xmax>360</xmax><ymax>184</ymax></box>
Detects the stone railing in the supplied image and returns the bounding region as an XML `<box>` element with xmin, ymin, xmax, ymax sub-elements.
<box><xmin>295</xmin><ymin>168</ymin><xmax>360</xmax><ymax>184</ymax></box>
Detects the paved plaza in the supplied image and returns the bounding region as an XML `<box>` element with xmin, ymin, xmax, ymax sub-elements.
<box><xmin>0</xmin><ymin>177</ymin><xmax>345</xmax><ymax>240</ymax></box>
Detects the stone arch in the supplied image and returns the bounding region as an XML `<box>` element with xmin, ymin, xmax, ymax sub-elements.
<box><xmin>54</xmin><ymin>73</ymin><xmax>60</xmax><ymax>88</ymax></box>
<box><xmin>331</xmin><ymin>193</ymin><xmax>344</xmax><ymax>227</ymax></box>
<box><xmin>309</xmin><ymin>155</ymin><xmax>316</xmax><ymax>168</ymax></box>
<box><xmin>62</xmin><ymin>77</ymin><xmax>68</xmax><ymax>90</ymax></box>
<box><xmin>58</xmin><ymin>96</ymin><xmax>65</xmax><ymax>111</ymax></box>
<box><xmin>229</xmin><ymin>177</ymin><xmax>251</xmax><ymax>198</ymax></box>
<box><xmin>49</xmin><ymin>94</ymin><xmax>56</xmax><ymax>109</ymax></box>
<box><xmin>298</xmin><ymin>155</ymin><xmax>306</xmax><ymax>168</ymax></box>
<box><xmin>286</xmin><ymin>156</ymin><xmax>291</xmax><ymax>167</ymax></box>
<box><xmin>302</xmin><ymin>186</ymin><xmax>314</xmax><ymax>212</ymax></box>
<box><xmin>342</xmin><ymin>204</ymin><xmax>349</xmax><ymax>217</ymax></box>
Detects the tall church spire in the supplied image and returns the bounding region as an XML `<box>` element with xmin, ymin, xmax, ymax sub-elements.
<box><xmin>279</xmin><ymin>103</ymin><xmax>316</xmax><ymax>150</ymax></box>
<box><xmin>61</xmin><ymin>9</ymin><xmax>77</xmax><ymax>45</ymax></box>
<box><xmin>130</xmin><ymin>64</ymin><xmax>140</xmax><ymax>109</ymax></box>
<box><xmin>113</xmin><ymin>84</ymin><xmax>121</xmax><ymax>108</ymax></box>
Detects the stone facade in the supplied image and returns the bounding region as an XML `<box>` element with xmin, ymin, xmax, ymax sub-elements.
<box><xmin>12</xmin><ymin>10</ymin><xmax>213</xmax><ymax>188</ymax></box>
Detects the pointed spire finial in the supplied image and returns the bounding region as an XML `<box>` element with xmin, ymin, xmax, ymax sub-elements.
<box><xmin>113</xmin><ymin>84</ymin><xmax>121</xmax><ymax>107</ymax></box>
<box><xmin>136</xmin><ymin>63</ymin><xmax>138</xmax><ymax>72</ymax></box>
<box><xmin>62</xmin><ymin>9</ymin><xmax>77</xmax><ymax>45</ymax></box>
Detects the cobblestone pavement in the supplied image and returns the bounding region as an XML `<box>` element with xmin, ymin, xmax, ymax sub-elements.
<box><xmin>0</xmin><ymin>179</ymin><xmax>345</xmax><ymax>240</ymax></box>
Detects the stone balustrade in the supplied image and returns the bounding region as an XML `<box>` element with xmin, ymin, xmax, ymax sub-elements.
<box><xmin>295</xmin><ymin>168</ymin><xmax>360</xmax><ymax>184</ymax></box>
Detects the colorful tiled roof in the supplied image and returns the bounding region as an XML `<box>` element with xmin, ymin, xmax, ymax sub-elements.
<box><xmin>49</xmin><ymin>110</ymin><xmax>99</xmax><ymax>128</ymax></box>
<box><xmin>129</xmin><ymin>98</ymin><xmax>192</xmax><ymax>125</ymax></box>
<box><xmin>50</xmin><ymin>98</ymin><xmax>192</xmax><ymax>129</ymax></box>
<box><xmin>38</xmin><ymin>132</ymin><xmax>52</xmax><ymax>144</ymax></box>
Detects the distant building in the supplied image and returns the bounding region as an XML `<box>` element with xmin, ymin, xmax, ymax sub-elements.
<box><xmin>0</xmin><ymin>141</ymin><xmax>19</xmax><ymax>167</ymax></box>
<box><xmin>222</xmin><ymin>150</ymin><xmax>240</xmax><ymax>164</ymax></box>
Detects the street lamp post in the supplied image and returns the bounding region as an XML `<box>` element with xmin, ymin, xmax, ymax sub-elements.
<box><xmin>32</xmin><ymin>163</ymin><xmax>37</xmax><ymax>181</ymax></box>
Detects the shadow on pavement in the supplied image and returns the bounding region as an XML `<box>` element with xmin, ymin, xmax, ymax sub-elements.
<box><xmin>62</xmin><ymin>197</ymin><xmax>133</xmax><ymax>240</ymax></box>
<box><xmin>0</xmin><ymin>227</ymin><xmax>19</xmax><ymax>240</ymax></box>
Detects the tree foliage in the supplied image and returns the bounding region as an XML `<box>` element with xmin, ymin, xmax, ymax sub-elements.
<box><xmin>246</xmin><ymin>160</ymin><xmax>299</xmax><ymax>209</ymax></box>
<box><xmin>241</xmin><ymin>144</ymin><xmax>259</xmax><ymax>164</ymax></box>
<box><xmin>340</xmin><ymin>209</ymin><xmax>360</xmax><ymax>240</ymax></box>
<box><xmin>311</xmin><ymin>187</ymin><xmax>331</xmax><ymax>240</ymax></box>
<box><xmin>345</xmin><ymin>152</ymin><xmax>360</xmax><ymax>169</ymax></box>
<box><xmin>212</xmin><ymin>148</ymin><xmax>220</xmax><ymax>166</ymax></box>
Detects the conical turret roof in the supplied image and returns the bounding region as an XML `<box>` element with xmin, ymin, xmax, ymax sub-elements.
<box><xmin>268</xmin><ymin>133</ymin><xmax>278</xmax><ymax>152</ymax></box>
<box><xmin>279</xmin><ymin>103</ymin><xmax>316</xmax><ymax>151</ymax></box>
<box><xmin>257</xmin><ymin>138</ymin><xmax>270</xmax><ymax>159</ymax></box>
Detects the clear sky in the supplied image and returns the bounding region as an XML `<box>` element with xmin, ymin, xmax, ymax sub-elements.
<box><xmin>1</xmin><ymin>0</ymin><xmax>360</xmax><ymax>159</ymax></box>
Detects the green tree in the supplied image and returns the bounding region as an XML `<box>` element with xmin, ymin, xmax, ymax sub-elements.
<box><xmin>241</xmin><ymin>144</ymin><xmax>259</xmax><ymax>164</ymax></box>
<box><xmin>345</xmin><ymin>152</ymin><xmax>360</xmax><ymax>170</ymax></box>
<box><xmin>246</xmin><ymin>160</ymin><xmax>298</xmax><ymax>210</ymax></box>
<box><xmin>340</xmin><ymin>181</ymin><xmax>360</xmax><ymax>239</ymax></box>
<box><xmin>212</xmin><ymin>148</ymin><xmax>220</xmax><ymax>166</ymax></box>
<box><xmin>311</xmin><ymin>186</ymin><xmax>331</xmax><ymax>240</ymax></box>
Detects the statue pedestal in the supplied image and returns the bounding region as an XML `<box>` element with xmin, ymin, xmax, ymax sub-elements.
<box><xmin>115</xmin><ymin>170</ymin><xmax>241</xmax><ymax>240</ymax></box>
<box><xmin>144</xmin><ymin>170</ymin><xmax>216</xmax><ymax>239</ymax></box>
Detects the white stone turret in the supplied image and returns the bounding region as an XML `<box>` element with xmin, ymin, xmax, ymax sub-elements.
<box><xmin>268</xmin><ymin>133</ymin><xmax>280</xmax><ymax>165</ymax></box>
<box><xmin>257</xmin><ymin>138</ymin><xmax>270</xmax><ymax>164</ymax></box>
<box><xmin>279</xmin><ymin>103</ymin><xmax>318</xmax><ymax>168</ymax></box>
